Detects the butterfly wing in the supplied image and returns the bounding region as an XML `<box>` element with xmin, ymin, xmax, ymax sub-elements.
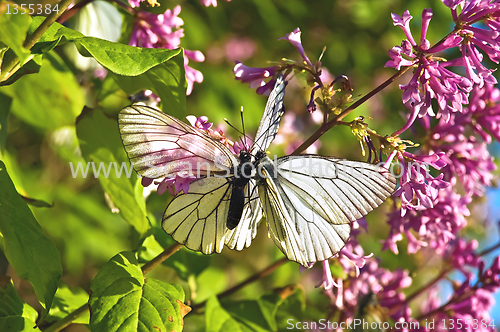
<box><xmin>251</xmin><ymin>74</ymin><xmax>286</xmax><ymax>154</ymax></box>
<box><xmin>224</xmin><ymin>75</ymin><xmax>286</xmax><ymax>249</ymax></box>
<box><xmin>162</xmin><ymin>176</ymin><xmax>233</xmax><ymax>254</ymax></box>
<box><xmin>224</xmin><ymin>179</ymin><xmax>263</xmax><ymax>250</ymax></box>
<box><xmin>257</xmin><ymin>155</ymin><xmax>396</xmax><ymax>266</ymax></box>
<box><xmin>119</xmin><ymin>105</ymin><xmax>238</xmax><ymax>179</ymax></box>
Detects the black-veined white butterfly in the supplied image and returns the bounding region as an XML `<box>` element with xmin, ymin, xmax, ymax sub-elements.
<box><xmin>118</xmin><ymin>74</ymin><xmax>396</xmax><ymax>267</ymax></box>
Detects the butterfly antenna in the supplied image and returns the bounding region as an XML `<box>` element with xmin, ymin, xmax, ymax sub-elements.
<box><xmin>240</xmin><ymin>107</ymin><xmax>249</xmax><ymax>151</ymax></box>
<box><xmin>224</xmin><ymin>116</ymin><xmax>252</xmax><ymax>149</ymax></box>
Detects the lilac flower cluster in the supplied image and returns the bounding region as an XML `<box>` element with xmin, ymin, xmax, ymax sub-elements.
<box><xmin>415</xmin><ymin>256</ymin><xmax>499</xmax><ymax>332</ymax></box>
<box><xmin>127</xmin><ymin>2</ymin><xmax>204</xmax><ymax>94</ymax></box>
<box><xmin>382</xmin><ymin>0</ymin><xmax>500</xmax><ymax>253</ymax></box>
<box><xmin>316</xmin><ymin>222</ymin><xmax>413</xmax><ymax>326</ymax></box>
<box><xmin>232</xmin><ymin>0</ymin><xmax>500</xmax><ymax>327</ymax></box>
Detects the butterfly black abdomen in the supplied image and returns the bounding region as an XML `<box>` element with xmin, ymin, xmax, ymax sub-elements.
<box><xmin>227</xmin><ymin>182</ymin><xmax>246</xmax><ymax>230</ymax></box>
<box><xmin>226</xmin><ymin>151</ymin><xmax>252</xmax><ymax>230</ymax></box>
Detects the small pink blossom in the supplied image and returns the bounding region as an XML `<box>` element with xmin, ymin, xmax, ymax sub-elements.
<box><xmin>279</xmin><ymin>27</ymin><xmax>313</xmax><ymax>67</ymax></box>
<box><xmin>200</xmin><ymin>0</ymin><xmax>231</xmax><ymax>7</ymax></box>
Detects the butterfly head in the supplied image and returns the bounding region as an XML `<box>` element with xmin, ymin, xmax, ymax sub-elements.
<box><xmin>238</xmin><ymin>150</ymin><xmax>251</xmax><ymax>163</ymax></box>
<box><xmin>255</xmin><ymin>150</ymin><xmax>267</xmax><ymax>161</ymax></box>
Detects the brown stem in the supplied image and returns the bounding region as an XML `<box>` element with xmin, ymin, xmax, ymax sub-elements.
<box><xmin>57</xmin><ymin>0</ymin><xmax>95</xmax><ymax>24</ymax></box>
<box><xmin>405</xmin><ymin>268</ymin><xmax>450</xmax><ymax>305</ymax></box>
<box><xmin>191</xmin><ymin>257</ymin><xmax>289</xmax><ymax>311</ymax></box>
<box><xmin>0</xmin><ymin>0</ymin><xmax>74</xmax><ymax>81</ymax></box>
<box><xmin>478</xmin><ymin>241</ymin><xmax>500</xmax><ymax>257</ymax></box>
<box><xmin>417</xmin><ymin>288</ymin><xmax>475</xmax><ymax>321</ymax></box>
<box><xmin>141</xmin><ymin>243</ymin><xmax>184</xmax><ymax>274</ymax></box>
<box><xmin>43</xmin><ymin>304</ymin><xmax>88</xmax><ymax>332</ymax></box>
<box><xmin>291</xmin><ymin>66</ymin><xmax>412</xmax><ymax>155</ymax></box>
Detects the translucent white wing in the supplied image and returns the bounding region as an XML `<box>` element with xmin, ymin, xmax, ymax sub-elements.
<box><xmin>224</xmin><ymin>179</ymin><xmax>263</xmax><ymax>251</ymax></box>
<box><xmin>119</xmin><ymin>105</ymin><xmax>237</xmax><ymax>179</ymax></box>
<box><xmin>257</xmin><ymin>155</ymin><xmax>396</xmax><ymax>266</ymax></box>
<box><xmin>163</xmin><ymin>177</ymin><xmax>263</xmax><ymax>254</ymax></box>
<box><xmin>162</xmin><ymin>177</ymin><xmax>232</xmax><ymax>254</ymax></box>
<box><xmin>251</xmin><ymin>74</ymin><xmax>286</xmax><ymax>154</ymax></box>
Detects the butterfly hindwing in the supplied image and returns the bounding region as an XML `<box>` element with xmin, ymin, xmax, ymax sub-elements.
<box><xmin>162</xmin><ymin>177</ymin><xmax>232</xmax><ymax>254</ymax></box>
<box><xmin>224</xmin><ymin>179</ymin><xmax>263</xmax><ymax>251</ymax></box>
<box><xmin>256</xmin><ymin>155</ymin><xmax>396</xmax><ymax>266</ymax></box>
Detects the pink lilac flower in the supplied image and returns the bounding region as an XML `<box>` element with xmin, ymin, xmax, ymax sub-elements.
<box><xmin>316</xmin><ymin>260</ymin><xmax>339</xmax><ymax>291</ymax></box>
<box><xmin>233</xmin><ymin>27</ymin><xmax>315</xmax><ymax>95</ymax></box>
<box><xmin>418</xmin><ymin>258</ymin><xmax>500</xmax><ymax>331</ymax></box>
<box><xmin>129</xmin><ymin>5</ymin><xmax>204</xmax><ymax>95</ymax></box>
<box><xmin>428</xmin><ymin>110</ymin><xmax>497</xmax><ymax>197</ymax></box>
<box><xmin>441</xmin><ymin>0</ymin><xmax>500</xmax><ymax>86</ymax></box>
<box><xmin>446</xmin><ymin>238</ymin><xmax>481</xmax><ymax>278</ymax></box>
<box><xmin>278</xmin><ymin>27</ymin><xmax>313</xmax><ymax>67</ymax></box>
<box><xmin>200</xmin><ymin>0</ymin><xmax>231</xmax><ymax>7</ymax></box>
<box><xmin>156</xmin><ymin>173</ymin><xmax>196</xmax><ymax>196</ymax></box>
<box><xmin>387</xmin><ymin>9</ymin><xmax>473</xmax><ymax>124</ymax></box>
<box><xmin>233</xmin><ymin>61</ymin><xmax>279</xmax><ymax>95</ymax></box>
<box><xmin>331</xmin><ymin>259</ymin><xmax>412</xmax><ymax>323</ymax></box>
<box><xmin>393</xmin><ymin>151</ymin><xmax>449</xmax><ymax>217</ymax></box>
<box><xmin>469</xmin><ymin>83</ymin><xmax>500</xmax><ymax>142</ymax></box>
<box><xmin>128</xmin><ymin>0</ymin><xmax>143</xmax><ymax>8</ymax></box>
<box><xmin>384</xmin><ymin>185</ymin><xmax>471</xmax><ymax>254</ymax></box>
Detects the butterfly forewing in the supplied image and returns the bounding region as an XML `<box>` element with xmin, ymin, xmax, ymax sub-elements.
<box><xmin>119</xmin><ymin>105</ymin><xmax>238</xmax><ymax>179</ymax></box>
<box><xmin>251</xmin><ymin>74</ymin><xmax>286</xmax><ymax>154</ymax></box>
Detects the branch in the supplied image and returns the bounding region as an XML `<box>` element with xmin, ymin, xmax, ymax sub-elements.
<box><xmin>191</xmin><ymin>257</ymin><xmax>289</xmax><ymax>311</ymax></box>
<box><xmin>404</xmin><ymin>268</ymin><xmax>450</xmax><ymax>304</ymax></box>
<box><xmin>478</xmin><ymin>241</ymin><xmax>500</xmax><ymax>257</ymax></box>
<box><xmin>43</xmin><ymin>304</ymin><xmax>88</xmax><ymax>332</ymax></box>
<box><xmin>0</xmin><ymin>0</ymin><xmax>74</xmax><ymax>82</ymax></box>
<box><xmin>141</xmin><ymin>243</ymin><xmax>184</xmax><ymax>274</ymax></box>
<box><xmin>57</xmin><ymin>0</ymin><xmax>95</xmax><ymax>24</ymax></box>
<box><xmin>291</xmin><ymin>66</ymin><xmax>412</xmax><ymax>155</ymax></box>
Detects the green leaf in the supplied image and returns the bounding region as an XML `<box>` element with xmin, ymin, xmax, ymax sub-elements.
<box><xmin>110</xmin><ymin>51</ymin><xmax>186</xmax><ymax>116</ymax></box>
<box><xmin>27</xmin><ymin>17</ymin><xmax>186</xmax><ymax>115</ymax></box>
<box><xmin>27</xmin><ymin>17</ymin><xmax>84</xmax><ymax>55</ymax></box>
<box><xmin>0</xmin><ymin>54</ymin><xmax>42</xmax><ymax>86</ymax></box>
<box><xmin>195</xmin><ymin>267</ymin><xmax>227</xmax><ymax>304</ymax></box>
<box><xmin>0</xmin><ymin>9</ymin><xmax>31</xmax><ymax>64</ymax></box>
<box><xmin>164</xmin><ymin>248</ymin><xmax>211</xmax><ymax>281</ymax></box>
<box><xmin>0</xmin><ymin>161</ymin><xmax>62</xmax><ymax>315</ymax></box>
<box><xmin>89</xmin><ymin>252</ymin><xmax>190</xmax><ymax>332</ymax></box>
<box><xmin>76</xmin><ymin>108</ymin><xmax>150</xmax><ymax>236</ymax></box>
<box><xmin>222</xmin><ymin>286</ymin><xmax>305</xmax><ymax>332</ymax></box>
<box><xmin>0</xmin><ymin>278</ymin><xmax>42</xmax><ymax>332</ymax></box>
<box><xmin>205</xmin><ymin>296</ymin><xmax>243</xmax><ymax>332</ymax></box>
<box><xmin>46</xmin><ymin>284</ymin><xmax>90</xmax><ymax>324</ymax></box>
<box><xmin>0</xmin><ymin>52</ymin><xmax>84</xmax><ymax>129</ymax></box>
<box><xmin>0</xmin><ymin>92</ymin><xmax>11</xmax><ymax>151</ymax></box>
<box><xmin>20</xmin><ymin>195</ymin><xmax>53</xmax><ymax>208</ymax></box>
